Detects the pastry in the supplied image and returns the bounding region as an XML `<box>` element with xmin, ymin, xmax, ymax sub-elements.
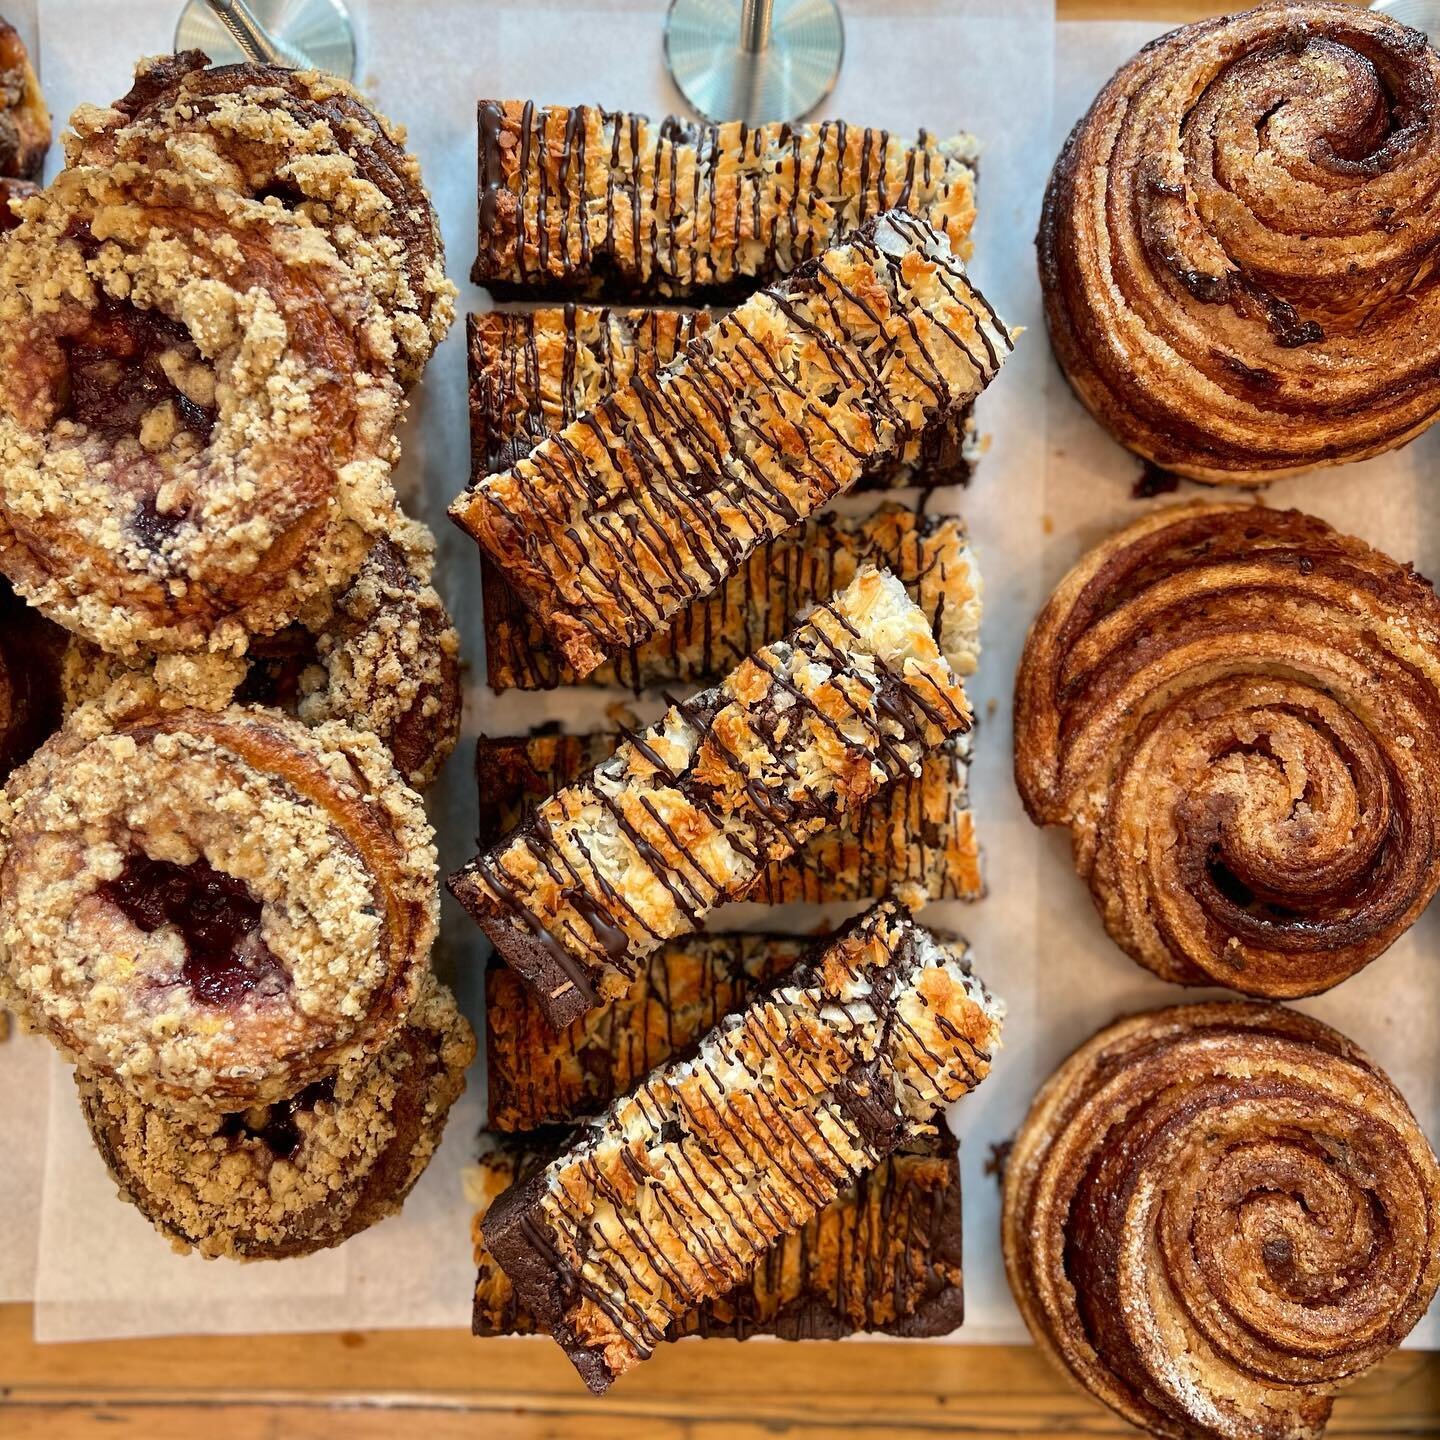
<box><xmin>473</xmin><ymin>103</ymin><xmax>978</xmax><ymax>299</ymax></box>
<box><xmin>63</xmin><ymin>519</ymin><xmax>461</xmax><ymax>789</ymax></box>
<box><xmin>481</xmin><ymin>897</ymin><xmax>1002</xmax><ymax>1392</ymax></box>
<box><xmin>476</xmin><ymin>731</ymin><xmax>980</xmax><ymax>913</ymax></box>
<box><xmin>1013</xmin><ymin>502</ymin><xmax>1440</xmax><ymax>997</ymax></box>
<box><xmin>68</xmin><ymin>52</ymin><xmax>455</xmax><ymax>389</ymax></box>
<box><xmin>450</xmin><ymin>564</ymin><xmax>973</xmax><ymax>1028</ymax></box>
<box><xmin>481</xmin><ymin>503</ymin><xmax>981</xmax><ymax>693</ymax></box>
<box><xmin>0</xmin><ymin>161</ymin><xmax>402</xmax><ymax>656</ymax></box>
<box><xmin>468</xmin><ymin>304</ymin><xmax>978</xmax><ymax>496</ymax></box>
<box><xmin>1039</xmin><ymin>1</ymin><xmax>1440</xmax><ymax>484</ymax></box>
<box><xmin>0</xmin><ymin>703</ymin><xmax>437</xmax><ymax>1111</ymax></box>
<box><xmin>79</xmin><ymin>975</ymin><xmax>473</xmax><ymax>1260</ymax></box>
<box><xmin>1003</xmin><ymin>1002</ymin><xmax>1440</xmax><ymax>1440</ymax></box>
<box><xmin>484</xmin><ymin>934</ymin><xmax>807</xmax><ymax>1132</ymax></box>
<box><xmin>471</xmin><ymin>1123</ymin><xmax>965</xmax><ymax>1340</ymax></box>
<box><xmin>0</xmin><ymin>574</ymin><xmax>64</xmax><ymax>782</ymax></box>
<box><xmin>0</xmin><ymin>18</ymin><xmax>49</xmax><ymax>181</ymax></box>
<box><xmin>451</xmin><ymin>210</ymin><xmax>1011</xmax><ymax>678</ymax></box>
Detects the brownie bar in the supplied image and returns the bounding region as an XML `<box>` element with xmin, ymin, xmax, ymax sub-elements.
<box><xmin>479</xmin><ymin>501</ymin><xmax>981</xmax><ymax>693</ymax></box>
<box><xmin>467</xmin><ymin>305</ymin><xmax>978</xmax><ymax>497</ymax></box>
<box><xmin>451</xmin><ymin>211</ymin><xmax>1012</xmax><ymax>678</ymax></box>
<box><xmin>475</xmin><ymin>731</ymin><xmax>980</xmax><ymax>916</ymax></box>
<box><xmin>479</xmin><ymin>899</ymin><xmax>1002</xmax><ymax>1391</ymax></box>
<box><xmin>473</xmin><ymin>103</ymin><xmax>979</xmax><ymax>299</ymax></box>
<box><xmin>485</xmin><ymin>934</ymin><xmax>807</xmax><ymax>1132</ymax></box>
<box><xmin>449</xmin><ymin>564</ymin><xmax>973</xmax><ymax>1028</ymax></box>
<box><xmin>469</xmin><ymin>1123</ymin><xmax>964</xmax><ymax>1341</ymax></box>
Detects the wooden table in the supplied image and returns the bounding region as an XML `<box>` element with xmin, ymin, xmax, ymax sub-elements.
<box><xmin>5</xmin><ymin>0</ymin><xmax>1438</xmax><ymax>1435</ymax></box>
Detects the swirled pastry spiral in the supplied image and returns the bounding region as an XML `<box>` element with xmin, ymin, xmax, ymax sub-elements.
<box><xmin>0</xmin><ymin>703</ymin><xmax>437</xmax><ymax>1112</ymax></box>
<box><xmin>0</xmin><ymin>18</ymin><xmax>48</xmax><ymax>181</ymax></box>
<box><xmin>68</xmin><ymin>53</ymin><xmax>455</xmax><ymax>390</ymax></box>
<box><xmin>1014</xmin><ymin>502</ymin><xmax>1440</xmax><ymax>997</ymax></box>
<box><xmin>0</xmin><ymin>162</ymin><xmax>402</xmax><ymax>655</ymax></box>
<box><xmin>1039</xmin><ymin>1</ymin><xmax>1440</xmax><ymax>484</ymax></box>
<box><xmin>1003</xmin><ymin>1002</ymin><xmax>1440</xmax><ymax>1440</ymax></box>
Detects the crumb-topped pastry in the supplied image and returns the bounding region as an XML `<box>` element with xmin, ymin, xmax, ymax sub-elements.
<box><xmin>450</xmin><ymin>564</ymin><xmax>973</xmax><ymax>1028</ymax></box>
<box><xmin>481</xmin><ymin>898</ymin><xmax>1003</xmax><ymax>1392</ymax></box>
<box><xmin>0</xmin><ymin>702</ymin><xmax>437</xmax><ymax>1111</ymax></box>
<box><xmin>473</xmin><ymin>103</ymin><xmax>978</xmax><ymax>299</ymax></box>
<box><xmin>0</xmin><ymin>158</ymin><xmax>401</xmax><ymax>657</ymax></box>
<box><xmin>483</xmin><ymin>503</ymin><xmax>982</xmax><ymax>693</ymax></box>
<box><xmin>452</xmin><ymin>211</ymin><xmax>1011</xmax><ymax>678</ymax></box>
<box><xmin>68</xmin><ymin>52</ymin><xmax>455</xmax><ymax>390</ymax></box>
<box><xmin>1004</xmin><ymin>1003</ymin><xmax>1440</xmax><ymax>1440</ymax></box>
<box><xmin>80</xmin><ymin>975</ymin><xmax>473</xmax><ymax>1259</ymax></box>
<box><xmin>476</xmin><ymin>731</ymin><xmax>980</xmax><ymax>912</ymax></box>
<box><xmin>468</xmin><ymin>305</ymin><xmax>977</xmax><ymax>494</ymax></box>
<box><xmin>0</xmin><ymin>18</ymin><xmax>49</xmax><ymax>181</ymax></box>
<box><xmin>471</xmin><ymin>1122</ymin><xmax>965</xmax><ymax>1341</ymax></box>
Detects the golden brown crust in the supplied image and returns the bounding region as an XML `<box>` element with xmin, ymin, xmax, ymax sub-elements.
<box><xmin>69</xmin><ymin>52</ymin><xmax>454</xmax><ymax>389</ymax></box>
<box><xmin>0</xmin><ymin>702</ymin><xmax>438</xmax><ymax>1112</ymax></box>
<box><xmin>0</xmin><ymin>163</ymin><xmax>401</xmax><ymax>656</ymax></box>
<box><xmin>1014</xmin><ymin>501</ymin><xmax>1440</xmax><ymax>997</ymax></box>
<box><xmin>474</xmin><ymin>103</ymin><xmax>979</xmax><ymax>299</ymax></box>
<box><xmin>0</xmin><ymin>19</ymin><xmax>49</xmax><ymax>182</ymax></box>
<box><xmin>452</xmin><ymin>212</ymin><xmax>1010</xmax><ymax>678</ymax></box>
<box><xmin>80</xmin><ymin>975</ymin><xmax>473</xmax><ymax>1260</ymax></box>
<box><xmin>1002</xmin><ymin>1002</ymin><xmax>1440</xmax><ymax>1440</ymax></box>
<box><xmin>1039</xmin><ymin>1</ymin><xmax>1440</xmax><ymax>485</ymax></box>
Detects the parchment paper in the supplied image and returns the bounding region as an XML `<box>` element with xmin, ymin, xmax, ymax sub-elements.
<box><xmin>19</xmin><ymin>2</ymin><xmax>1437</xmax><ymax>1354</ymax></box>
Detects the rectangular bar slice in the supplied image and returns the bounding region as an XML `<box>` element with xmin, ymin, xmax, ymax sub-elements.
<box><xmin>479</xmin><ymin>899</ymin><xmax>1003</xmax><ymax>1391</ymax></box>
<box><xmin>474</xmin><ymin>103</ymin><xmax>979</xmax><ymax>299</ymax></box>
<box><xmin>449</xmin><ymin>564</ymin><xmax>973</xmax><ymax>1028</ymax></box>
<box><xmin>451</xmin><ymin>211</ymin><xmax>1011</xmax><ymax>678</ymax></box>
<box><xmin>476</xmin><ymin>731</ymin><xmax>980</xmax><ymax>917</ymax></box>
<box><xmin>479</xmin><ymin>500</ymin><xmax>981</xmax><ymax>693</ymax></box>
<box><xmin>469</xmin><ymin>1123</ymin><xmax>964</xmax><ymax>1340</ymax></box>
<box><xmin>468</xmin><ymin>305</ymin><xmax>978</xmax><ymax>495</ymax></box>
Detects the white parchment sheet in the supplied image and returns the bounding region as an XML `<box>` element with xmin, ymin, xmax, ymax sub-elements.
<box><xmin>8</xmin><ymin>1</ymin><xmax>1434</xmax><ymax>1354</ymax></box>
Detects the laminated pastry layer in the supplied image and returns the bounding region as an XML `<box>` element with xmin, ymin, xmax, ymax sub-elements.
<box><xmin>473</xmin><ymin>103</ymin><xmax>979</xmax><ymax>299</ymax></box>
<box><xmin>479</xmin><ymin>501</ymin><xmax>981</xmax><ymax>693</ymax></box>
<box><xmin>468</xmin><ymin>305</ymin><xmax>978</xmax><ymax>499</ymax></box>
<box><xmin>475</xmin><ymin>729</ymin><xmax>979</xmax><ymax>918</ymax></box>
<box><xmin>469</xmin><ymin>1122</ymin><xmax>964</xmax><ymax>1340</ymax></box>
<box><xmin>449</xmin><ymin>564</ymin><xmax>974</xmax><ymax>1028</ymax></box>
<box><xmin>451</xmin><ymin>210</ymin><xmax>1011</xmax><ymax>677</ymax></box>
<box><xmin>480</xmin><ymin>899</ymin><xmax>1002</xmax><ymax>1390</ymax></box>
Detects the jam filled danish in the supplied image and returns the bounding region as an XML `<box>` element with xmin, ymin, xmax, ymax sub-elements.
<box><xmin>0</xmin><ymin>704</ymin><xmax>437</xmax><ymax>1111</ymax></box>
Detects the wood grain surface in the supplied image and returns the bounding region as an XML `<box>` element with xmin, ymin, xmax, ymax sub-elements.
<box><xmin>4</xmin><ymin>0</ymin><xmax>1435</xmax><ymax>1436</ymax></box>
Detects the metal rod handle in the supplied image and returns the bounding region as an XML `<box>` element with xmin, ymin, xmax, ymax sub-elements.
<box><xmin>741</xmin><ymin>0</ymin><xmax>774</xmax><ymax>52</ymax></box>
<box><xmin>202</xmin><ymin>0</ymin><xmax>318</xmax><ymax>68</ymax></box>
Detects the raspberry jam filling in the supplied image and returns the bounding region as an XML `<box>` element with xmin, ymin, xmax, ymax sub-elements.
<box><xmin>218</xmin><ymin>1078</ymin><xmax>336</xmax><ymax>1159</ymax></box>
<box><xmin>101</xmin><ymin>854</ymin><xmax>289</xmax><ymax>1007</ymax></box>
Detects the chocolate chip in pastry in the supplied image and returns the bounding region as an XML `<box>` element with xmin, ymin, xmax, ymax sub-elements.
<box><xmin>1003</xmin><ymin>1002</ymin><xmax>1440</xmax><ymax>1440</ymax></box>
<box><xmin>1039</xmin><ymin>1</ymin><xmax>1440</xmax><ymax>484</ymax></box>
<box><xmin>1014</xmin><ymin>501</ymin><xmax>1440</xmax><ymax>997</ymax></box>
<box><xmin>80</xmin><ymin>975</ymin><xmax>473</xmax><ymax>1260</ymax></box>
<box><xmin>0</xmin><ymin>18</ymin><xmax>49</xmax><ymax>181</ymax></box>
<box><xmin>0</xmin><ymin>703</ymin><xmax>437</xmax><ymax>1112</ymax></box>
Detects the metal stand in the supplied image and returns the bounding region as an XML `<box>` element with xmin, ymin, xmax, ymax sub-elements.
<box><xmin>665</xmin><ymin>0</ymin><xmax>844</xmax><ymax>124</ymax></box>
<box><xmin>1369</xmin><ymin>0</ymin><xmax>1440</xmax><ymax>38</ymax></box>
<box><xmin>175</xmin><ymin>0</ymin><xmax>356</xmax><ymax>78</ymax></box>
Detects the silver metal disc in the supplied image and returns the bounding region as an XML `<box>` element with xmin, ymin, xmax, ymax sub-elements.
<box><xmin>665</xmin><ymin>0</ymin><xmax>845</xmax><ymax>124</ymax></box>
<box><xmin>174</xmin><ymin>0</ymin><xmax>357</xmax><ymax>78</ymax></box>
<box><xmin>1369</xmin><ymin>0</ymin><xmax>1440</xmax><ymax>40</ymax></box>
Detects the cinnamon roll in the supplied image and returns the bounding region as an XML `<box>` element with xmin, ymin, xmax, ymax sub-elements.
<box><xmin>79</xmin><ymin>976</ymin><xmax>473</xmax><ymax>1259</ymax></box>
<box><xmin>1040</xmin><ymin>2</ymin><xmax>1440</xmax><ymax>484</ymax></box>
<box><xmin>0</xmin><ymin>703</ymin><xmax>437</xmax><ymax>1112</ymax></box>
<box><xmin>68</xmin><ymin>53</ymin><xmax>454</xmax><ymax>389</ymax></box>
<box><xmin>1014</xmin><ymin>502</ymin><xmax>1440</xmax><ymax>997</ymax></box>
<box><xmin>1003</xmin><ymin>1002</ymin><xmax>1440</xmax><ymax>1440</ymax></box>
<box><xmin>0</xmin><ymin>154</ymin><xmax>402</xmax><ymax>656</ymax></box>
<box><xmin>0</xmin><ymin>18</ymin><xmax>48</xmax><ymax>181</ymax></box>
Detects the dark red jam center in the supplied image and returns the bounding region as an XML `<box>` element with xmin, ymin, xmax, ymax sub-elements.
<box><xmin>233</xmin><ymin>625</ymin><xmax>321</xmax><ymax>711</ymax></box>
<box><xmin>218</xmin><ymin>1078</ymin><xmax>336</xmax><ymax>1159</ymax></box>
<box><xmin>101</xmin><ymin>854</ymin><xmax>288</xmax><ymax>1008</ymax></box>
